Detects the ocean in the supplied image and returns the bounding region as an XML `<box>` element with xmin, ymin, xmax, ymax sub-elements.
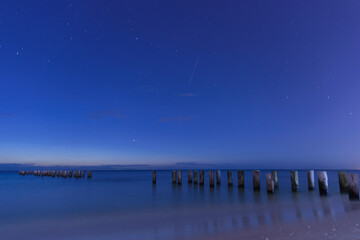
<box><xmin>0</xmin><ymin>170</ymin><xmax>359</xmax><ymax>239</ymax></box>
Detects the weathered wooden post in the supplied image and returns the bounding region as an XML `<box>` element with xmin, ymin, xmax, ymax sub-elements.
<box><xmin>152</xmin><ymin>170</ymin><xmax>156</xmax><ymax>184</ymax></box>
<box><xmin>216</xmin><ymin>170</ymin><xmax>221</xmax><ymax>185</ymax></box>
<box><xmin>266</xmin><ymin>173</ymin><xmax>274</xmax><ymax>193</ymax></box>
<box><xmin>318</xmin><ymin>171</ymin><xmax>328</xmax><ymax>195</ymax></box>
<box><xmin>193</xmin><ymin>170</ymin><xmax>198</xmax><ymax>184</ymax></box>
<box><xmin>177</xmin><ymin>170</ymin><xmax>182</xmax><ymax>185</ymax></box>
<box><xmin>209</xmin><ymin>171</ymin><xmax>214</xmax><ymax>187</ymax></box>
<box><xmin>227</xmin><ymin>171</ymin><xmax>233</xmax><ymax>186</ymax></box>
<box><xmin>338</xmin><ymin>171</ymin><xmax>348</xmax><ymax>193</ymax></box>
<box><xmin>238</xmin><ymin>170</ymin><xmax>244</xmax><ymax>188</ymax></box>
<box><xmin>68</xmin><ymin>171</ymin><xmax>73</xmax><ymax>178</ymax></box>
<box><xmin>87</xmin><ymin>170</ymin><xmax>92</xmax><ymax>178</ymax></box>
<box><xmin>81</xmin><ymin>170</ymin><xmax>85</xmax><ymax>178</ymax></box>
<box><xmin>199</xmin><ymin>170</ymin><xmax>204</xmax><ymax>185</ymax></box>
<box><xmin>271</xmin><ymin>171</ymin><xmax>279</xmax><ymax>189</ymax></box>
<box><xmin>290</xmin><ymin>170</ymin><xmax>299</xmax><ymax>192</ymax></box>
<box><xmin>307</xmin><ymin>170</ymin><xmax>315</xmax><ymax>190</ymax></box>
<box><xmin>348</xmin><ymin>173</ymin><xmax>359</xmax><ymax>200</ymax></box>
<box><xmin>172</xmin><ymin>170</ymin><xmax>176</xmax><ymax>184</ymax></box>
<box><xmin>188</xmin><ymin>170</ymin><xmax>193</xmax><ymax>183</ymax></box>
<box><xmin>253</xmin><ymin>170</ymin><xmax>260</xmax><ymax>191</ymax></box>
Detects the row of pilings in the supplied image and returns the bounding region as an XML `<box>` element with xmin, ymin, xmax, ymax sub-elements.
<box><xmin>18</xmin><ymin>170</ymin><xmax>92</xmax><ymax>179</ymax></box>
<box><xmin>152</xmin><ymin>170</ymin><xmax>359</xmax><ymax>200</ymax></box>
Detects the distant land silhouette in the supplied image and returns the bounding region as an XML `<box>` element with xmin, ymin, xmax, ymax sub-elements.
<box><xmin>0</xmin><ymin>162</ymin><xmax>357</xmax><ymax>171</ymax></box>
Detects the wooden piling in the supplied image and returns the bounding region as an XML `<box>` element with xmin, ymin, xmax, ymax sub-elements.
<box><xmin>188</xmin><ymin>170</ymin><xmax>193</xmax><ymax>183</ymax></box>
<box><xmin>290</xmin><ymin>170</ymin><xmax>299</xmax><ymax>192</ymax></box>
<box><xmin>271</xmin><ymin>171</ymin><xmax>278</xmax><ymax>189</ymax></box>
<box><xmin>87</xmin><ymin>170</ymin><xmax>92</xmax><ymax>178</ymax></box>
<box><xmin>238</xmin><ymin>170</ymin><xmax>244</xmax><ymax>188</ymax></box>
<box><xmin>152</xmin><ymin>170</ymin><xmax>156</xmax><ymax>184</ymax></box>
<box><xmin>209</xmin><ymin>171</ymin><xmax>214</xmax><ymax>187</ymax></box>
<box><xmin>172</xmin><ymin>170</ymin><xmax>176</xmax><ymax>184</ymax></box>
<box><xmin>227</xmin><ymin>171</ymin><xmax>233</xmax><ymax>186</ymax></box>
<box><xmin>199</xmin><ymin>170</ymin><xmax>204</xmax><ymax>185</ymax></box>
<box><xmin>307</xmin><ymin>170</ymin><xmax>315</xmax><ymax>190</ymax></box>
<box><xmin>338</xmin><ymin>171</ymin><xmax>348</xmax><ymax>193</ymax></box>
<box><xmin>253</xmin><ymin>170</ymin><xmax>260</xmax><ymax>191</ymax></box>
<box><xmin>318</xmin><ymin>171</ymin><xmax>328</xmax><ymax>195</ymax></box>
<box><xmin>348</xmin><ymin>173</ymin><xmax>359</xmax><ymax>200</ymax></box>
<box><xmin>81</xmin><ymin>170</ymin><xmax>85</xmax><ymax>178</ymax></box>
<box><xmin>177</xmin><ymin>170</ymin><xmax>182</xmax><ymax>185</ymax></box>
<box><xmin>216</xmin><ymin>170</ymin><xmax>221</xmax><ymax>185</ymax></box>
<box><xmin>266</xmin><ymin>173</ymin><xmax>274</xmax><ymax>193</ymax></box>
<box><xmin>193</xmin><ymin>170</ymin><xmax>198</xmax><ymax>184</ymax></box>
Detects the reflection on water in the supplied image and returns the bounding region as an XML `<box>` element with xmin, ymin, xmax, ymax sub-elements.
<box><xmin>1</xmin><ymin>170</ymin><xmax>360</xmax><ymax>240</ymax></box>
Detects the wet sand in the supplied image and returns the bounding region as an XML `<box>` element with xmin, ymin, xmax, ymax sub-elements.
<box><xmin>193</xmin><ymin>211</ymin><xmax>360</xmax><ymax>240</ymax></box>
<box><xmin>1</xmin><ymin>198</ymin><xmax>360</xmax><ymax>240</ymax></box>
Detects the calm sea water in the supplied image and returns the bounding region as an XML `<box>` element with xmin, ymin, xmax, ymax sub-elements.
<box><xmin>0</xmin><ymin>170</ymin><xmax>360</xmax><ymax>239</ymax></box>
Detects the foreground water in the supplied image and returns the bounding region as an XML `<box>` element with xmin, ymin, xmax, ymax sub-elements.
<box><xmin>1</xmin><ymin>170</ymin><xmax>360</xmax><ymax>239</ymax></box>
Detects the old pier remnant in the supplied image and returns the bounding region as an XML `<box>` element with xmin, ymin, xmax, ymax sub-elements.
<box><xmin>348</xmin><ymin>173</ymin><xmax>359</xmax><ymax>200</ymax></box>
<box><xmin>238</xmin><ymin>170</ymin><xmax>244</xmax><ymax>188</ymax></box>
<box><xmin>338</xmin><ymin>171</ymin><xmax>348</xmax><ymax>193</ymax></box>
<box><xmin>266</xmin><ymin>173</ymin><xmax>274</xmax><ymax>193</ymax></box>
<box><xmin>290</xmin><ymin>170</ymin><xmax>299</xmax><ymax>192</ymax></box>
<box><xmin>318</xmin><ymin>171</ymin><xmax>328</xmax><ymax>195</ymax></box>
<box><xmin>307</xmin><ymin>170</ymin><xmax>315</xmax><ymax>191</ymax></box>
<box><xmin>253</xmin><ymin>170</ymin><xmax>260</xmax><ymax>191</ymax></box>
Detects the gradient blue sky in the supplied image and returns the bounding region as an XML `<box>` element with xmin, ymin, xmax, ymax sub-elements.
<box><xmin>1</xmin><ymin>0</ymin><xmax>360</xmax><ymax>168</ymax></box>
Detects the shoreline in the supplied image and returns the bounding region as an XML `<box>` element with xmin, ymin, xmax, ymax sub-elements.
<box><xmin>1</xmin><ymin>198</ymin><xmax>360</xmax><ymax>240</ymax></box>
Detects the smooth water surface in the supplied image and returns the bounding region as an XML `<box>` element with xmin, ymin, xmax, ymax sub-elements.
<box><xmin>1</xmin><ymin>170</ymin><xmax>359</xmax><ymax>239</ymax></box>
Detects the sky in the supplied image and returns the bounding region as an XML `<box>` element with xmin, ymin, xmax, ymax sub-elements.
<box><xmin>1</xmin><ymin>0</ymin><xmax>360</xmax><ymax>169</ymax></box>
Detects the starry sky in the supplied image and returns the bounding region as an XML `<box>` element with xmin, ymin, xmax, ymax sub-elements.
<box><xmin>1</xmin><ymin>0</ymin><xmax>360</xmax><ymax>168</ymax></box>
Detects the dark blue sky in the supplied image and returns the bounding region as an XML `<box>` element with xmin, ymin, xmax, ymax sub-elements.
<box><xmin>1</xmin><ymin>0</ymin><xmax>360</xmax><ymax>168</ymax></box>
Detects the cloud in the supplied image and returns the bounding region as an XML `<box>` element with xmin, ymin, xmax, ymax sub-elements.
<box><xmin>177</xmin><ymin>93</ymin><xmax>198</xmax><ymax>97</ymax></box>
<box><xmin>0</xmin><ymin>113</ymin><xmax>14</xmax><ymax>117</ymax></box>
<box><xmin>159</xmin><ymin>116</ymin><xmax>193</xmax><ymax>123</ymax></box>
<box><xmin>87</xmin><ymin>110</ymin><xmax>125</xmax><ymax>119</ymax></box>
